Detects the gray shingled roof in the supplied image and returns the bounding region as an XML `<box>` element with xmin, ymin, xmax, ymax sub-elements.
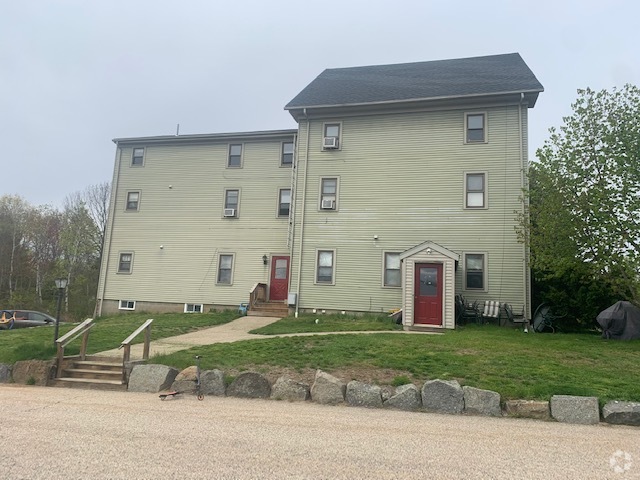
<box><xmin>285</xmin><ymin>53</ymin><xmax>543</xmax><ymax>110</ymax></box>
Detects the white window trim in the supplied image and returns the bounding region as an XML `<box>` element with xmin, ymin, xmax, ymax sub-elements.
<box><xmin>314</xmin><ymin>248</ymin><xmax>336</xmax><ymax>285</ymax></box>
<box><xmin>117</xmin><ymin>252</ymin><xmax>134</xmax><ymax>274</ymax></box>
<box><xmin>277</xmin><ymin>187</ymin><xmax>291</xmax><ymax>219</ymax></box>
<box><xmin>131</xmin><ymin>147</ymin><xmax>145</xmax><ymax>167</ymax></box>
<box><xmin>184</xmin><ymin>303</ymin><xmax>203</xmax><ymax>313</ymax></box>
<box><xmin>227</xmin><ymin>143</ymin><xmax>244</xmax><ymax>168</ymax></box>
<box><xmin>322</xmin><ymin>121</ymin><xmax>343</xmax><ymax>151</ymax></box>
<box><xmin>319</xmin><ymin>176</ymin><xmax>340</xmax><ymax>212</ymax></box>
<box><xmin>281</xmin><ymin>141</ymin><xmax>294</xmax><ymax>167</ymax></box>
<box><xmin>125</xmin><ymin>190</ymin><xmax>141</xmax><ymax>212</ymax></box>
<box><xmin>119</xmin><ymin>300</ymin><xmax>136</xmax><ymax>311</ymax></box>
<box><xmin>223</xmin><ymin>188</ymin><xmax>241</xmax><ymax>218</ymax></box>
<box><xmin>216</xmin><ymin>253</ymin><xmax>236</xmax><ymax>285</ymax></box>
<box><xmin>464</xmin><ymin>171</ymin><xmax>488</xmax><ymax>210</ymax></box>
<box><xmin>463</xmin><ymin>252</ymin><xmax>488</xmax><ymax>292</ymax></box>
<box><xmin>464</xmin><ymin>112</ymin><xmax>488</xmax><ymax>144</ymax></box>
<box><xmin>382</xmin><ymin>251</ymin><xmax>402</xmax><ymax>289</ymax></box>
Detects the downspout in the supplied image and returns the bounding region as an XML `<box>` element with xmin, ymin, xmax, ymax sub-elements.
<box><xmin>288</xmin><ymin>132</ymin><xmax>297</xmax><ymax>291</ymax></box>
<box><xmin>96</xmin><ymin>144</ymin><xmax>122</xmax><ymax>317</ymax></box>
<box><xmin>294</xmin><ymin>109</ymin><xmax>311</xmax><ymax>318</ymax></box>
<box><xmin>518</xmin><ymin>93</ymin><xmax>531</xmax><ymax>327</ymax></box>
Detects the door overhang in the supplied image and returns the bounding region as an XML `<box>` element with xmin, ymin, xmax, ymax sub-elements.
<box><xmin>400</xmin><ymin>241</ymin><xmax>459</xmax><ymax>330</ymax></box>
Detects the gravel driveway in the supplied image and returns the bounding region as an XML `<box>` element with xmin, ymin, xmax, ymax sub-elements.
<box><xmin>1</xmin><ymin>385</ymin><xmax>638</xmax><ymax>479</ymax></box>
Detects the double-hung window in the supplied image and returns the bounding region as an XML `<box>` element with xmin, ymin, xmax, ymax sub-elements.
<box><xmin>465</xmin><ymin>173</ymin><xmax>486</xmax><ymax>208</ymax></box>
<box><xmin>131</xmin><ymin>148</ymin><xmax>144</xmax><ymax>166</ymax></box>
<box><xmin>465</xmin><ymin>253</ymin><xmax>485</xmax><ymax>290</ymax></box>
<box><xmin>281</xmin><ymin>142</ymin><xmax>294</xmax><ymax>166</ymax></box>
<box><xmin>126</xmin><ymin>191</ymin><xmax>140</xmax><ymax>211</ymax></box>
<box><xmin>217</xmin><ymin>254</ymin><xmax>234</xmax><ymax>284</ymax></box>
<box><xmin>224</xmin><ymin>189</ymin><xmax>239</xmax><ymax>217</ymax></box>
<box><xmin>278</xmin><ymin>188</ymin><xmax>291</xmax><ymax>217</ymax></box>
<box><xmin>320</xmin><ymin>178</ymin><xmax>338</xmax><ymax>211</ymax></box>
<box><xmin>323</xmin><ymin>123</ymin><xmax>341</xmax><ymax>149</ymax></box>
<box><xmin>465</xmin><ymin>113</ymin><xmax>486</xmax><ymax>143</ymax></box>
<box><xmin>383</xmin><ymin>252</ymin><xmax>401</xmax><ymax>287</ymax></box>
<box><xmin>228</xmin><ymin>144</ymin><xmax>242</xmax><ymax>168</ymax></box>
<box><xmin>316</xmin><ymin>250</ymin><xmax>335</xmax><ymax>284</ymax></box>
<box><xmin>118</xmin><ymin>253</ymin><xmax>133</xmax><ymax>273</ymax></box>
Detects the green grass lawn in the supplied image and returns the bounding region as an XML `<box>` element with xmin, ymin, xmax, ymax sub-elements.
<box><xmin>0</xmin><ymin>310</ymin><xmax>237</xmax><ymax>364</ymax></box>
<box><xmin>250</xmin><ymin>313</ymin><xmax>402</xmax><ymax>334</ymax></box>
<box><xmin>151</xmin><ymin>323</ymin><xmax>640</xmax><ymax>404</ymax></box>
<box><xmin>3</xmin><ymin>311</ymin><xmax>639</xmax><ymax>404</ymax></box>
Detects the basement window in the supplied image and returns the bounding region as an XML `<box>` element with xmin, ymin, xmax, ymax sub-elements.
<box><xmin>119</xmin><ymin>300</ymin><xmax>136</xmax><ymax>310</ymax></box>
<box><xmin>184</xmin><ymin>303</ymin><xmax>203</xmax><ymax>313</ymax></box>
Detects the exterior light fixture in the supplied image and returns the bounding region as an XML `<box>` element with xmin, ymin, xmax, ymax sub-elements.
<box><xmin>262</xmin><ymin>255</ymin><xmax>268</xmax><ymax>265</ymax></box>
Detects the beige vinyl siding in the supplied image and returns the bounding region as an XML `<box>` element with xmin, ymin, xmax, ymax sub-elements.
<box><xmin>292</xmin><ymin>104</ymin><xmax>527</xmax><ymax>313</ymax></box>
<box><xmin>101</xmin><ymin>138</ymin><xmax>292</xmax><ymax>307</ymax></box>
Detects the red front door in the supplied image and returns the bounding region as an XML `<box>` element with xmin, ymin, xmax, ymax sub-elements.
<box><xmin>414</xmin><ymin>263</ymin><xmax>443</xmax><ymax>325</ymax></box>
<box><xmin>269</xmin><ymin>256</ymin><xmax>290</xmax><ymax>301</ymax></box>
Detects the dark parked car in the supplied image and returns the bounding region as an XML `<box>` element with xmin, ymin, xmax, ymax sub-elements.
<box><xmin>0</xmin><ymin>310</ymin><xmax>57</xmax><ymax>329</ymax></box>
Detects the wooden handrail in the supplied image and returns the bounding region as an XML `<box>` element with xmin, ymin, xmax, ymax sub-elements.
<box><xmin>56</xmin><ymin>318</ymin><xmax>94</xmax><ymax>378</ymax></box>
<box><xmin>119</xmin><ymin>319</ymin><xmax>153</xmax><ymax>365</ymax></box>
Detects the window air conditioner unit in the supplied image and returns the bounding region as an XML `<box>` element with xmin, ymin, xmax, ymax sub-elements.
<box><xmin>321</xmin><ymin>199</ymin><xmax>335</xmax><ymax>210</ymax></box>
<box><xmin>323</xmin><ymin>136</ymin><xmax>338</xmax><ymax>149</ymax></box>
<box><xmin>223</xmin><ymin>208</ymin><xmax>236</xmax><ymax>217</ymax></box>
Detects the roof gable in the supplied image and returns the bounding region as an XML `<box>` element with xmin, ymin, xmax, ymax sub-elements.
<box><xmin>286</xmin><ymin>53</ymin><xmax>543</xmax><ymax>111</ymax></box>
<box><xmin>399</xmin><ymin>241</ymin><xmax>460</xmax><ymax>261</ymax></box>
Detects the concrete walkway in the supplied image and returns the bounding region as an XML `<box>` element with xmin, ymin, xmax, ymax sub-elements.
<box><xmin>96</xmin><ymin>315</ymin><xmax>442</xmax><ymax>359</ymax></box>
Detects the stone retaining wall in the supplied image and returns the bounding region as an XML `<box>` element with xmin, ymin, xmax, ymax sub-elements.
<box><xmin>2</xmin><ymin>360</ymin><xmax>637</xmax><ymax>427</ymax></box>
<box><xmin>123</xmin><ymin>364</ymin><xmax>640</xmax><ymax>427</ymax></box>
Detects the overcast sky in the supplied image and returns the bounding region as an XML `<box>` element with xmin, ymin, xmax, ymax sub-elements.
<box><xmin>1</xmin><ymin>0</ymin><xmax>638</xmax><ymax>208</ymax></box>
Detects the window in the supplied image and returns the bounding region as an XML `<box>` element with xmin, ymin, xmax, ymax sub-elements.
<box><xmin>126</xmin><ymin>191</ymin><xmax>140</xmax><ymax>211</ymax></box>
<box><xmin>323</xmin><ymin>123</ymin><xmax>341</xmax><ymax>149</ymax></box>
<box><xmin>224</xmin><ymin>189</ymin><xmax>239</xmax><ymax>217</ymax></box>
<box><xmin>119</xmin><ymin>300</ymin><xmax>136</xmax><ymax>310</ymax></box>
<box><xmin>118</xmin><ymin>253</ymin><xmax>133</xmax><ymax>273</ymax></box>
<box><xmin>465</xmin><ymin>173</ymin><xmax>486</xmax><ymax>208</ymax></box>
<box><xmin>316</xmin><ymin>250</ymin><xmax>335</xmax><ymax>284</ymax></box>
<box><xmin>465</xmin><ymin>253</ymin><xmax>485</xmax><ymax>290</ymax></box>
<box><xmin>384</xmin><ymin>252</ymin><xmax>401</xmax><ymax>287</ymax></box>
<box><xmin>217</xmin><ymin>254</ymin><xmax>234</xmax><ymax>284</ymax></box>
<box><xmin>278</xmin><ymin>188</ymin><xmax>291</xmax><ymax>217</ymax></box>
<box><xmin>320</xmin><ymin>177</ymin><xmax>338</xmax><ymax>210</ymax></box>
<box><xmin>465</xmin><ymin>113</ymin><xmax>486</xmax><ymax>143</ymax></box>
<box><xmin>184</xmin><ymin>303</ymin><xmax>203</xmax><ymax>313</ymax></box>
<box><xmin>281</xmin><ymin>142</ymin><xmax>294</xmax><ymax>166</ymax></box>
<box><xmin>228</xmin><ymin>144</ymin><xmax>242</xmax><ymax>167</ymax></box>
<box><xmin>131</xmin><ymin>148</ymin><xmax>144</xmax><ymax>166</ymax></box>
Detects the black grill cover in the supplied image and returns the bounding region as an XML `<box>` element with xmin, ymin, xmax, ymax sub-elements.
<box><xmin>596</xmin><ymin>301</ymin><xmax>640</xmax><ymax>340</ymax></box>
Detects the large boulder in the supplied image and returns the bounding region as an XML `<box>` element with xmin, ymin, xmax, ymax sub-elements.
<box><xmin>201</xmin><ymin>369</ymin><xmax>226</xmax><ymax>396</ymax></box>
<box><xmin>550</xmin><ymin>395</ymin><xmax>600</xmax><ymax>425</ymax></box>
<box><xmin>504</xmin><ymin>400</ymin><xmax>550</xmax><ymax>420</ymax></box>
<box><xmin>602</xmin><ymin>401</ymin><xmax>640</xmax><ymax>426</ymax></box>
<box><xmin>346</xmin><ymin>381</ymin><xmax>383</xmax><ymax>408</ymax></box>
<box><xmin>128</xmin><ymin>364</ymin><xmax>179</xmax><ymax>393</ymax></box>
<box><xmin>421</xmin><ymin>379</ymin><xmax>464</xmax><ymax>414</ymax></box>
<box><xmin>170</xmin><ymin>366</ymin><xmax>198</xmax><ymax>394</ymax></box>
<box><xmin>227</xmin><ymin>372</ymin><xmax>271</xmax><ymax>399</ymax></box>
<box><xmin>271</xmin><ymin>377</ymin><xmax>310</xmax><ymax>402</ymax></box>
<box><xmin>310</xmin><ymin>370</ymin><xmax>346</xmax><ymax>405</ymax></box>
<box><xmin>384</xmin><ymin>384</ymin><xmax>422</xmax><ymax>411</ymax></box>
<box><xmin>463</xmin><ymin>386</ymin><xmax>502</xmax><ymax>417</ymax></box>
<box><xmin>0</xmin><ymin>364</ymin><xmax>11</xmax><ymax>383</ymax></box>
<box><xmin>12</xmin><ymin>360</ymin><xmax>55</xmax><ymax>386</ymax></box>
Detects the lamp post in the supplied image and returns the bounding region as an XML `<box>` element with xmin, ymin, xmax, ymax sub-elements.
<box><xmin>54</xmin><ymin>278</ymin><xmax>68</xmax><ymax>347</ymax></box>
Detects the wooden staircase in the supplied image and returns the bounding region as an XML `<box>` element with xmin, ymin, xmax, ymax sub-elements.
<box><xmin>51</xmin><ymin>356</ymin><xmax>126</xmax><ymax>391</ymax></box>
<box><xmin>248</xmin><ymin>301</ymin><xmax>289</xmax><ymax>318</ymax></box>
